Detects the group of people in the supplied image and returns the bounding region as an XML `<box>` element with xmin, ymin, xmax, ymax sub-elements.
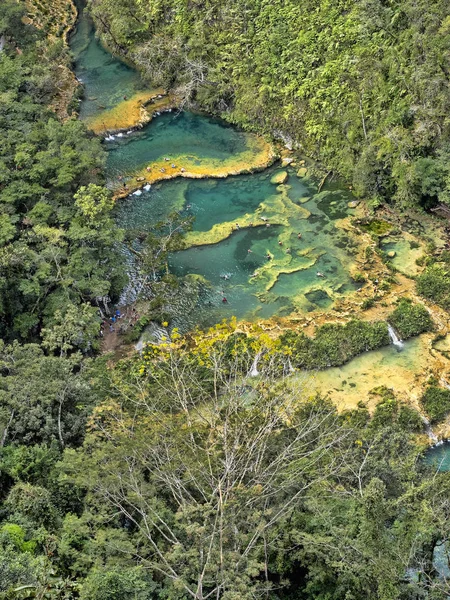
<box><xmin>100</xmin><ymin>307</ymin><xmax>140</xmax><ymax>337</ymax></box>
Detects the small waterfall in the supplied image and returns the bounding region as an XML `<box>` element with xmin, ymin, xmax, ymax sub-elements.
<box><xmin>248</xmin><ymin>353</ymin><xmax>261</xmax><ymax>377</ymax></box>
<box><xmin>422</xmin><ymin>416</ymin><xmax>439</xmax><ymax>444</ymax></box>
<box><xmin>387</xmin><ymin>324</ymin><xmax>404</xmax><ymax>350</ymax></box>
<box><xmin>135</xmin><ymin>322</ymin><xmax>170</xmax><ymax>352</ymax></box>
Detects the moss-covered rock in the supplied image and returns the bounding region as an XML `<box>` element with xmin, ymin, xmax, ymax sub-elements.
<box><xmin>271</xmin><ymin>171</ymin><xmax>288</xmax><ymax>184</ymax></box>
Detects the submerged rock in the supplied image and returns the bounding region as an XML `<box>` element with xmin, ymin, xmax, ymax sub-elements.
<box><xmin>387</xmin><ymin>250</ymin><xmax>396</xmax><ymax>258</ymax></box>
<box><xmin>271</xmin><ymin>171</ymin><xmax>288</xmax><ymax>184</ymax></box>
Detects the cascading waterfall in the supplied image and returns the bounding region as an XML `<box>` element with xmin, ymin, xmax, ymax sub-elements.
<box><xmin>248</xmin><ymin>352</ymin><xmax>261</xmax><ymax>377</ymax></box>
<box><xmin>422</xmin><ymin>416</ymin><xmax>439</xmax><ymax>444</ymax></box>
<box><xmin>440</xmin><ymin>378</ymin><xmax>450</xmax><ymax>391</ymax></box>
<box><xmin>135</xmin><ymin>322</ymin><xmax>170</xmax><ymax>351</ymax></box>
<box><xmin>387</xmin><ymin>323</ymin><xmax>404</xmax><ymax>350</ymax></box>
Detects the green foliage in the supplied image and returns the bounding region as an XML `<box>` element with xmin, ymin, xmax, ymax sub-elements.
<box><xmin>421</xmin><ymin>385</ymin><xmax>450</xmax><ymax>424</ymax></box>
<box><xmin>281</xmin><ymin>319</ymin><xmax>389</xmax><ymax>370</ymax></box>
<box><xmin>0</xmin><ymin>444</ymin><xmax>60</xmax><ymax>489</ymax></box>
<box><xmin>417</xmin><ymin>265</ymin><xmax>450</xmax><ymax>309</ymax></box>
<box><xmin>2</xmin><ymin>1</ymin><xmax>450</xmax><ymax>598</ymax></box>
<box><xmin>74</xmin><ymin>185</ymin><xmax>115</xmax><ymax>225</ymax></box>
<box><xmin>0</xmin><ymin>342</ymin><xmax>97</xmax><ymax>447</ymax></box>
<box><xmin>361</xmin><ymin>297</ymin><xmax>375</xmax><ymax>310</ymax></box>
<box><xmin>0</xmin><ymin>524</ymin><xmax>36</xmax><ymax>554</ymax></box>
<box><xmin>0</xmin><ymin>7</ymin><xmax>125</xmax><ymax>342</ymax></box>
<box><xmin>41</xmin><ymin>303</ymin><xmax>101</xmax><ymax>356</ymax></box>
<box><xmin>359</xmin><ymin>219</ymin><xmax>393</xmax><ymax>236</ymax></box>
<box><xmin>370</xmin><ymin>394</ymin><xmax>423</xmax><ymax>433</ymax></box>
<box><xmin>4</xmin><ymin>482</ymin><xmax>59</xmax><ymax>530</ymax></box>
<box><xmin>80</xmin><ymin>568</ymin><xmax>157</xmax><ymax>600</ymax></box>
<box><xmin>389</xmin><ymin>298</ymin><xmax>433</xmax><ymax>339</ymax></box>
<box><xmin>90</xmin><ymin>0</ymin><xmax>450</xmax><ymax>208</ymax></box>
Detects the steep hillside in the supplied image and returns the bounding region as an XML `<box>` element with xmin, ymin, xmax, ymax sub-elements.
<box><xmin>87</xmin><ymin>0</ymin><xmax>450</xmax><ymax>209</ymax></box>
<box><xmin>23</xmin><ymin>0</ymin><xmax>79</xmax><ymax>118</ymax></box>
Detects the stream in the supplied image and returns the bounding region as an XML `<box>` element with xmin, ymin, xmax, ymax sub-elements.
<box><xmin>69</xmin><ymin>5</ymin><xmax>445</xmax><ymax>410</ymax></box>
<box><xmin>70</xmin><ymin>6</ymin><xmax>366</xmax><ymax>329</ymax></box>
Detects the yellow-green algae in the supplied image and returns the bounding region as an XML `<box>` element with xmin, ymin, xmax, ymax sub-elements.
<box><xmin>114</xmin><ymin>137</ymin><xmax>277</xmax><ymax>199</ymax></box>
<box><xmin>85</xmin><ymin>89</ymin><xmax>179</xmax><ymax>134</ymax></box>
<box><xmin>270</xmin><ymin>171</ymin><xmax>288</xmax><ymax>184</ymax></box>
<box><xmin>304</xmin><ymin>334</ymin><xmax>432</xmax><ymax>413</ymax></box>
<box><xmin>380</xmin><ymin>231</ymin><xmax>425</xmax><ymax>276</ymax></box>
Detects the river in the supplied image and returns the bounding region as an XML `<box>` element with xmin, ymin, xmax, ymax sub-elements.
<box><xmin>70</xmin><ymin>5</ymin><xmax>368</xmax><ymax>330</ymax></box>
<box><xmin>69</xmin><ymin>5</ymin><xmax>448</xmax><ymax>414</ymax></box>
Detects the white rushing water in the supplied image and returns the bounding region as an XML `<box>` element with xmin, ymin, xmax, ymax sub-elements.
<box><xmin>248</xmin><ymin>353</ymin><xmax>261</xmax><ymax>377</ymax></box>
<box><xmin>422</xmin><ymin>416</ymin><xmax>439</xmax><ymax>444</ymax></box>
<box><xmin>387</xmin><ymin>324</ymin><xmax>404</xmax><ymax>350</ymax></box>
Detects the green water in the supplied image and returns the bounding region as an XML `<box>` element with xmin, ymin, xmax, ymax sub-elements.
<box><xmin>70</xmin><ymin>5</ymin><xmax>143</xmax><ymax>120</ymax></box>
<box><xmin>71</xmin><ymin>7</ymin><xmax>362</xmax><ymax>327</ymax></box>
<box><xmin>424</xmin><ymin>443</ymin><xmax>450</xmax><ymax>471</ymax></box>
<box><xmin>106</xmin><ymin>111</ymin><xmax>262</xmax><ymax>180</ymax></box>
<box><xmin>116</xmin><ymin>163</ymin><xmax>361</xmax><ymax>325</ymax></box>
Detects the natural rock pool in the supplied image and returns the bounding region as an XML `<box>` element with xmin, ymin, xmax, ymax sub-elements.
<box><xmin>71</xmin><ymin>4</ymin><xmax>450</xmax><ymax>422</ymax></box>
<box><xmin>71</xmin><ymin>7</ymin><xmax>365</xmax><ymax>328</ymax></box>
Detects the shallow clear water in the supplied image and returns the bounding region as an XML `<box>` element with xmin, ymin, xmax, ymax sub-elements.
<box><xmin>424</xmin><ymin>442</ymin><xmax>450</xmax><ymax>472</ymax></box>
<box><xmin>106</xmin><ymin>111</ymin><xmax>261</xmax><ymax>181</ymax></box>
<box><xmin>70</xmin><ymin>6</ymin><xmax>143</xmax><ymax>120</ymax></box>
<box><xmin>307</xmin><ymin>336</ymin><xmax>429</xmax><ymax>412</ymax></box>
<box><xmin>71</xmin><ymin>6</ymin><xmax>362</xmax><ymax>328</ymax></box>
<box><xmin>116</xmin><ymin>163</ymin><xmax>361</xmax><ymax>326</ymax></box>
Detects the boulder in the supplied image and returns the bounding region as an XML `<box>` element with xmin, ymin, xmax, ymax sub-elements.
<box><xmin>348</xmin><ymin>200</ymin><xmax>360</xmax><ymax>209</ymax></box>
<box><xmin>387</xmin><ymin>250</ymin><xmax>396</xmax><ymax>258</ymax></box>
<box><xmin>136</xmin><ymin>176</ymin><xmax>146</xmax><ymax>182</ymax></box>
<box><xmin>296</xmin><ymin>167</ymin><xmax>308</xmax><ymax>178</ymax></box>
<box><xmin>281</xmin><ymin>157</ymin><xmax>294</xmax><ymax>166</ymax></box>
<box><xmin>271</xmin><ymin>171</ymin><xmax>288</xmax><ymax>184</ymax></box>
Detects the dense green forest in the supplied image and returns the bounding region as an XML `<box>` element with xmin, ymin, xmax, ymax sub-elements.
<box><xmin>2</xmin><ymin>0</ymin><xmax>450</xmax><ymax>599</ymax></box>
<box><xmin>88</xmin><ymin>0</ymin><xmax>450</xmax><ymax>209</ymax></box>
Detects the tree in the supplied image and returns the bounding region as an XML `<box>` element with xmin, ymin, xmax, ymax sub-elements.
<box><xmin>80</xmin><ymin>567</ymin><xmax>157</xmax><ymax>600</ymax></box>
<box><xmin>0</xmin><ymin>342</ymin><xmax>95</xmax><ymax>448</ymax></box>
<box><xmin>41</xmin><ymin>303</ymin><xmax>101</xmax><ymax>357</ymax></box>
<box><xmin>64</xmin><ymin>341</ymin><xmax>352</xmax><ymax>599</ymax></box>
<box><xmin>74</xmin><ymin>185</ymin><xmax>115</xmax><ymax>225</ymax></box>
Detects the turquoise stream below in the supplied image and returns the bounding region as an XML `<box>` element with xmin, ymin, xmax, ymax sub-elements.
<box><xmin>116</xmin><ymin>163</ymin><xmax>361</xmax><ymax>327</ymax></box>
<box><xmin>424</xmin><ymin>443</ymin><xmax>450</xmax><ymax>472</ymax></box>
<box><xmin>70</xmin><ymin>4</ymin><xmax>143</xmax><ymax>120</ymax></box>
<box><xmin>106</xmin><ymin>111</ymin><xmax>262</xmax><ymax>180</ymax></box>
<box><xmin>71</xmin><ymin>7</ymin><xmax>361</xmax><ymax>329</ymax></box>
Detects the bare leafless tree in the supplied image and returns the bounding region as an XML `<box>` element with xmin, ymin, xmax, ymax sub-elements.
<box><xmin>86</xmin><ymin>345</ymin><xmax>353</xmax><ymax>599</ymax></box>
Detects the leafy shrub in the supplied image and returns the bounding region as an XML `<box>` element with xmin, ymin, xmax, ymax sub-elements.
<box><xmin>370</xmin><ymin>397</ymin><xmax>422</xmax><ymax>432</ymax></box>
<box><xmin>361</xmin><ymin>297</ymin><xmax>375</xmax><ymax>310</ymax></box>
<box><xmin>80</xmin><ymin>567</ymin><xmax>157</xmax><ymax>600</ymax></box>
<box><xmin>283</xmin><ymin>320</ymin><xmax>389</xmax><ymax>370</ymax></box>
<box><xmin>389</xmin><ymin>299</ymin><xmax>433</xmax><ymax>339</ymax></box>
<box><xmin>416</xmin><ymin>266</ymin><xmax>450</xmax><ymax>309</ymax></box>
<box><xmin>352</xmin><ymin>272</ymin><xmax>366</xmax><ymax>283</ymax></box>
<box><xmin>421</xmin><ymin>385</ymin><xmax>450</xmax><ymax>424</ymax></box>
